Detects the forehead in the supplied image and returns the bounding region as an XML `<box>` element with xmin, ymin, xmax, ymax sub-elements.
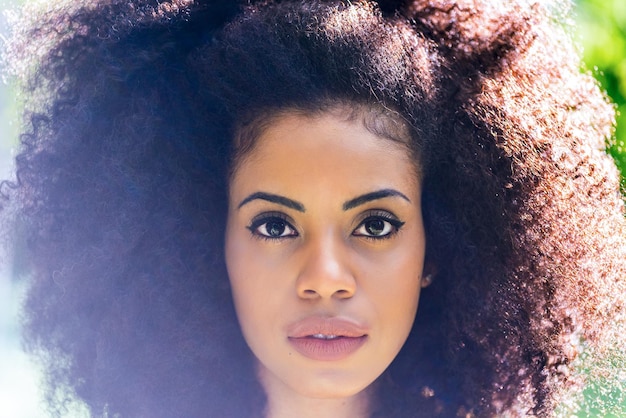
<box><xmin>229</xmin><ymin>111</ymin><xmax>421</xmax><ymax>203</ymax></box>
<box><xmin>231</xmin><ymin>104</ymin><xmax>421</xmax><ymax>177</ymax></box>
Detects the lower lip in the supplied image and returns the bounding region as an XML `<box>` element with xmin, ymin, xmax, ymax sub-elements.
<box><xmin>288</xmin><ymin>336</ymin><xmax>367</xmax><ymax>361</ymax></box>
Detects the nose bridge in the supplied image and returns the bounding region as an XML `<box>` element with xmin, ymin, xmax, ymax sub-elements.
<box><xmin>296</xmin><ymin>229</ymin><xmax>356</xmax><ymax>299</ymax></box>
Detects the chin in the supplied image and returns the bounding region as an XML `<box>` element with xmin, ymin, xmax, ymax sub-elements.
<box><xmin>290</xmin><ymin>371</ymin><xmax>376</xmax><ymax>400</ymax></box>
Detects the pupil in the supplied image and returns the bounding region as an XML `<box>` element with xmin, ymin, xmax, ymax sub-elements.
<box><xmin>365</xmin><ymin>219</ymin><xmax>385</xmax><ymax>235</ymax></box>
<box><xmin>268</xmin><ymin>221</ymin><xmax>286</xmax><ymax>237</ymax></box>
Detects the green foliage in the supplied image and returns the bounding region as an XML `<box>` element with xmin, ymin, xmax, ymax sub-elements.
<box><xmin>576</xmin><ymin>0</ymin><xmax>626</xmax><ymax>190</ymax></box>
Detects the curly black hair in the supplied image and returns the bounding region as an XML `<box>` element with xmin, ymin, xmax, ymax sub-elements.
<box><xmin>2</xmin><ymin>0</ymin><xmax>625</xmax><ymax>417</ymax></box>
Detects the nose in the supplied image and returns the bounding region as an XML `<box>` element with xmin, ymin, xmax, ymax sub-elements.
<box><xmin>296</xmin><ymin>233</ymin><xmax>356</xmax><ymax>300</ymax></box>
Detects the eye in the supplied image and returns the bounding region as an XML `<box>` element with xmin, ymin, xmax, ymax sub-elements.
<box><xmin>248</xmin><ymin>213</ymin><xmax>298</xmax><ymax>239</ymax></box>
<box><xmin>353</xmin><ymin>212</ymin><xmax>405</xmax><ymax>239</ymax></box>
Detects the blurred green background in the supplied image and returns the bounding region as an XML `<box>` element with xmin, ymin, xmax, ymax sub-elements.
<box><xmin>577</xmin><ymin>0</ymin><xmax>626</xmax><ymax>192</ymax></box>
<box><xmin>0</xmin><ymin>0</ymin><xmax>624</xmax><ymax>417</ymax></box>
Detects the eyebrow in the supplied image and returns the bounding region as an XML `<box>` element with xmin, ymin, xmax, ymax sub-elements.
<box><xmin>342</xmin><ymin>189</ymin><xmax>411</xmax><ymax>211</ymax></box>
<box><xmin>237</xmin><ymin>192</ymin><xmax>306</xmax><ymax>212</ymax></box>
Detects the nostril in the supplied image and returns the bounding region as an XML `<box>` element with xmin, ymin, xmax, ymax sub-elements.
<box><xmin>334</xmin><ymin>289</ymin><xmax>353</xmax><ymax>298</ymax></box>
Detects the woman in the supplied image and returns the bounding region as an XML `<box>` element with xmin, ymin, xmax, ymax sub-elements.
<box><xmin>2</xmin><ymin>0</ymin><xmax>625</xmax><ymax>416</ymax></box>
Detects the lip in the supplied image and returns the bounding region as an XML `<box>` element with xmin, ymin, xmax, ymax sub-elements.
<box><xmin>287</xmin><ymin>316</ymin><xmax>368</xmax><ymax>361</ymax></box>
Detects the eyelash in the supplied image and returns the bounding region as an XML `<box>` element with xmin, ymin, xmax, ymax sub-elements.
<box><xmin>247</xmin><ymin>212</ymin><xmax>298</xmax><ymax>241</ymax></box>
<box><xmin>352</xmin><ymin>210</ymin><xmax>405</xmax><ymax>240</ymax></box>
<box><xmin>247</xmin><ymin>210</ymin><xmax>405</xmax><ymax>241</ymax></box>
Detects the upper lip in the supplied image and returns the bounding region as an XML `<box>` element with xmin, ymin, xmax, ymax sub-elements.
<box><xmin>286</xmin><ymin>316</ymin><xmax>368</xmax><ymax>338</ymax></box>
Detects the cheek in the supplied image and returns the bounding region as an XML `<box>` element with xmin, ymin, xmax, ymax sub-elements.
<box><xmin>224</xmin><ymin>224</ymin><xmax>257</xmax><ymax>328</ymax></box>
<box><xmin>226</xmin><ymin>233</ymin><xmax>285</xmax><ymax>297</ymax></box>
<box><xmin>224</xmin><ymin>227</ymin><xmax>289</xmax><ymax>338</ymax></box>
<box><xmin>376</xmin><ymin>258</ymin><xmax>421</xmax><ymax>321</ymax></box>
<box><xmin>359</xmin><ymin>236</ymin><xmax>424</xmax><ymax>326</ymax></box>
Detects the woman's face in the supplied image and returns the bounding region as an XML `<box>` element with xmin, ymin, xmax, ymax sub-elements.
<box><xmin>225</xmin><ymin>110</ymin><xmax>426</xmax><ymax>402</ymax></box>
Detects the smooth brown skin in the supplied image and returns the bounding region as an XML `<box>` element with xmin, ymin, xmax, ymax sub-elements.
<box><xmin>225</xmin><ymin>112</ymin><xmax>429</xmax><ymax>418</ymax></box>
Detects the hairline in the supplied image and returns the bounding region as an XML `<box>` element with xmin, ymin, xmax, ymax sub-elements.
<box><xmin>229</xmin><ymin>100</ymin><xmax>423</xmax><ymax>182</ymax></box>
